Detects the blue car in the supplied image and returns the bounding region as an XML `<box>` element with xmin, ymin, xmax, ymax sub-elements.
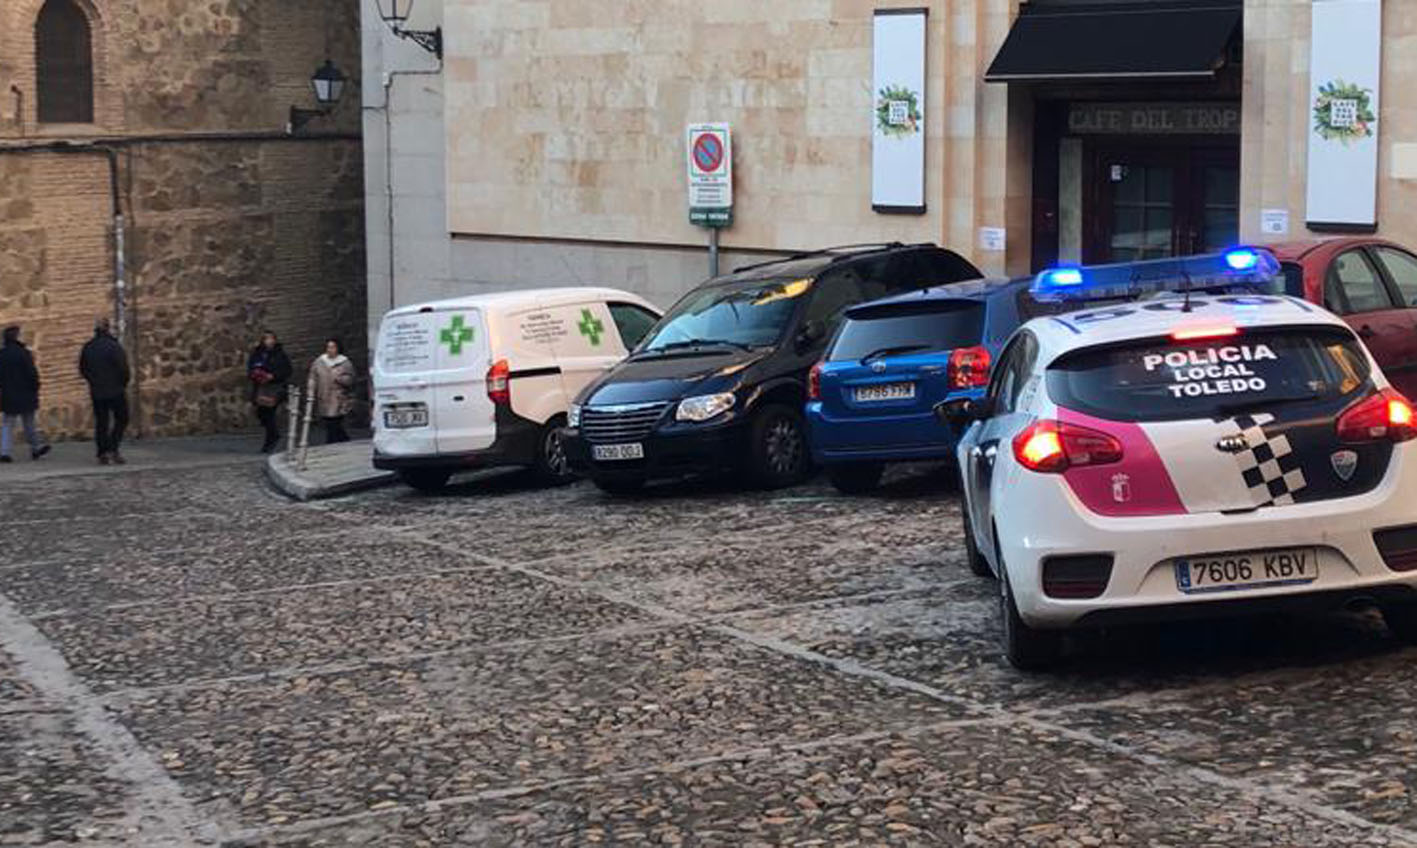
<box><xmin>806</xmin><ymin>277</ymin><xmax>1061</xmax><ymax>493</ymax></box>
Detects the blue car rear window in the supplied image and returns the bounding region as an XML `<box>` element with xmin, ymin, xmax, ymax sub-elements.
<box><xmin>828</xmin><ymin>302</ymin><xmax>984</xmax><ymax>362</ymax></box>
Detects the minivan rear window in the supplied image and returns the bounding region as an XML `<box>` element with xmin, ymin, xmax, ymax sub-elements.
<box><xmin>1046</xmin><ymin>327</ymin><xmax>1370</xmax><ymax>422</ymax></box>
<box><xmin>828</xmin><ymin>302</ymin><xmax>984</xmax><ymax>362</ymax></box>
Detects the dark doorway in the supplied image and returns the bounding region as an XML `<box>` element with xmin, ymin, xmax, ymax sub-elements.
<box><xmin>1088</xmin><ymin>144</ymin><xmax>1239</xmax><ymax>264</ymax></box>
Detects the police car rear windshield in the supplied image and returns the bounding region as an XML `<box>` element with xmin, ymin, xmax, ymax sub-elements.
<box><xmin>828</xmin><ymin>301</ymin><xmax>984</xmax><ymax>362</ymax></box>
<box><xmin>1046</xmin><ymin>327</ymin><xmax>1370</xmax><ymax>422</ymax></box>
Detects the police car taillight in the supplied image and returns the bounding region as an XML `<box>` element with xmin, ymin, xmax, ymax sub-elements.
<box><xmin>1013</xmin><ymin>420</ymin><xmax>1124</xmax><ymax>474</ymax></box>
<box><xmin>808</xmin><ymin>361</ymin><xmax>823</xmax><ymax>401</ymax></box>
<box><xmin>486</xmin><ymin>359</ymin><xmax>511</xmax><ymax>405</ymax></box>
<box><xmin>1337</xmin><ymin>388</ymin><xmax>1417</xmax><ymax>444</ymax></box>
<box><xmin>947</xmin><ymin>346</ymin><xmax>991</xmax><ymax>389</ymax></box>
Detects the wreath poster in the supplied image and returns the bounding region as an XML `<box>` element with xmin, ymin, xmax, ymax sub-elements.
<box><xmin>872</xmin><ymin>9</ymin><xmax>927</xmax><ymax>213</ymax></box>
<box><xmin>1305</xmin><ymin>0</ymin><xmax>1381</xmax><ymax>229</ymax></box>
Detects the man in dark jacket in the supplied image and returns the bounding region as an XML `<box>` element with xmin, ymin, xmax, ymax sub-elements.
<box><xmin>0</xmin><ymin>325</ymin><xmax>50</xmax><ymax>463</ymax></box>
<box><xmin>79</xmin><ymin>317</ymin><xmax>132</xmax><ymax>465</ymax></box>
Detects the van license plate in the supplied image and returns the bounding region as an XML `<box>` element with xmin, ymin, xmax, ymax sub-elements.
<box><xmin>1174</xmin><ymin>548</ymin><xmax>1319</xmax><ymax>594</ymax></box>
<box><xmin>593</xmin><ymin>443</ymin><xmax>644</xmax><ymax>461</ymax></box>
<box><xmin>855</xmin><ymin>383</ymin><xmax>915</xmax><ymax>402</ymax></box>
<box><xmin>384</xmin><ymin>409</ymin><xmax>428</xmax><ymax>429</ymax></box>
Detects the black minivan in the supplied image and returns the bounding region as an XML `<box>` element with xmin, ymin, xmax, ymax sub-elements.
<box><xmin>562</xmin><ymin>243</ymin><xmax>981</xmax><ymax>494</ymax></box>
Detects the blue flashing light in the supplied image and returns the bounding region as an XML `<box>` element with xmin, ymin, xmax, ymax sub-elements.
<box><xmin>1030</xmin><ymin>247</ymin><xmax>1281</xmax><ymax>302</ymax></box>
<box><xmin>1040</xmin><ymin>267</ymin><xmax>1084</xmax><ymax>287</ymax></box>
<box><xmin>1224</xmin><ymin>248</ymin><xmax>1261</xmax><ymax>271</ymax></box>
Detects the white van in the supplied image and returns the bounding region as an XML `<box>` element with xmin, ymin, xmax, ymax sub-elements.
<box><xmin>372</xmin><ymin>287</ymin><xmax>661</xmax><ymax>491</ymax></box>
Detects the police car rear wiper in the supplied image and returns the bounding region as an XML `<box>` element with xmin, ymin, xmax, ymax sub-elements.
<box><xmin>860</xmin><ymin>344</ymin><xmax>929</xmax><ymax>364</ymax></box>
<box><xmin>1214</xmin><ymin>393</ymin><xmax>1319</xmax><ymax>416</ymax></box>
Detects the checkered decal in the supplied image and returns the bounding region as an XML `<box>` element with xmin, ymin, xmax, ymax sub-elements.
<box><xmin>1231</xmin><ymin>413</ymin><xmax>1307</xmax><ymax>506</ymax></box>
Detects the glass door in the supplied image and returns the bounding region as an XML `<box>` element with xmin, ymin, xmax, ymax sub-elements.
<box><xmin>1108</xmin><ymin>162</ymin><xmax>1175</xmax><ymax>261</ymax></box>
<box><xmin>1089</xmin><ymin>146</ymin><xmax>1240</xmax><ymax>264</ymax></box>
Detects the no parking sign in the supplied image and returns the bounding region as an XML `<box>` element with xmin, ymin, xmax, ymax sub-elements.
<box><xmin>687</xmin><ymin>123</ymin><xmax>732</xmax><ymax>227</ymax></box>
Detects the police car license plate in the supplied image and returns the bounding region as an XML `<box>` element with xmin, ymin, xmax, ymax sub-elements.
<box><xmin>1174</xmin><ymin>547</ymin><xmax>1319</xmax><ymax>594</ymax></box>
<box><xmin>384</xmin><ymin>408</ymin><xmax>428</xmax><ymax>429</ymax></box>
<box><xmin>855</xmin><ymin>383</ymin><xmax>915</xmax><ymax>402</ymax></box>
<box><xmin>593</xmin><ymin>443</ymin><xmax>644</xmax><ymax>461</ymax></box>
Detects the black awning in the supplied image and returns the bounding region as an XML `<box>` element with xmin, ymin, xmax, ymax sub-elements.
<box><xmin>985</xmin><ymin>4</ymin><xmax>1241</xmax><ymax>83</ymax></box>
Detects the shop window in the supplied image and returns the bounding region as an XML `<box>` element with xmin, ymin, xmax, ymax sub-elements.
<box><xmin>36</xmin><ymin>0</ymin><xmax>94</xmax><ymax>124</ymax></box>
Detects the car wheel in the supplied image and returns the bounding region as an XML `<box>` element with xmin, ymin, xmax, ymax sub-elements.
<box><xmin>998</xmin><ymin>539</ymin><xmax>1062</xmax><ymax>671</ymax></box>
<box><xmin>960</xmin><ymin>501</ymin><xmax>993</xmax><ymax>578</ymax></box>
<box><xmin>826</xmin><ymin>462</ymin><xmax>884</xmax><ymax>495</ymax></box>
<box><xmin>750</xmin><ymin>404</ymin><xmax>810</xmax><ymax>489</ymax></box>
<box><xmin>399</xmin><ymin>468</ymin><xmax>451</xmax><ymax>493</ymax></box>
<box><xmin>593</xmin><ymin>477</ymin><xmax>645</xmax><ymax>497</ymax></box>
<box><xmin>532</xmin><ymin>417</ymin><xmax>576</xmax><ymax>485</ymax></box>
<box><xmin>1382</xmin><ymin>602</ymin><xmax>1417</xmax><ymax>644</ymax></box>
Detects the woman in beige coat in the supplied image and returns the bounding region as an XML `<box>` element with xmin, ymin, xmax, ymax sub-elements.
<box><xmin>306</xmin><ymin>338</ymin><xmax>357</xmax><ymax>444</ymax></box>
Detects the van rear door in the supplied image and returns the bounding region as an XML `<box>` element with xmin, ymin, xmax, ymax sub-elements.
<box><xmin>374</xmin><ymin>310</ymin><xmax>440</xmax><ymax>457</ymax></box>
<box><xmin>429</xmin><ymin>306</ymin><xmax>495</xmax><ymax>455</ymax></box>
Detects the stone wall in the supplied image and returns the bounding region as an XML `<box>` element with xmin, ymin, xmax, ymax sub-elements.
<box><xmin>442</xmin><ymin>0</ymin><xmax>1029</xmax><ymax>275</ymax></box>
<box><xmin>0</xmin><ymin>0</ymin><xmax>366</xmax><ymax>440</ymax></box>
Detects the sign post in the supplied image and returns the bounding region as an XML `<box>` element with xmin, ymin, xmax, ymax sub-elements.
<box><xmin>687</xmin><ymin>123</ymin><xmax>732</xmax><ymax>277</ymax></box>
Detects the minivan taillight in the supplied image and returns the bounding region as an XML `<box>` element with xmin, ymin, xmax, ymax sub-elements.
<box><xmin>486</xmin><ymin>359</ymin><xmax>510</xmax><ymax>405</ymax></box>
<box><xmin>808</xmin><ymin>361</ymin><xmax>823</xmax><ymax>401</ymax></box>
<box><xmin>1337</xmin><ymin>388</ymin><xmax>1417</xmax><ymax>444</ymax></box>
<box><xmin>947</xmin><ymin>346</ymin><xmax>991</xmax><ymax>389</ymax></box>
<box><xmin>1012</xmin><ymin>420</ymin><xmax>1123</xmax><ymax>473</ymax></box>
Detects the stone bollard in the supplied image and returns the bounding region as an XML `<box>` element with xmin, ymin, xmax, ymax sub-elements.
<box><xmin>298</xmin><ymin>386</ymin><xmax>316</xmax><ymax>471</ymax></box>
<box><xmin>285</xmin><ymin>386</ymin><xmax>301</xmax><ymax>461</ymax></box>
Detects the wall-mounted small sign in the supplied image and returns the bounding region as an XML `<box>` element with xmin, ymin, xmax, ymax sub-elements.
<box><xmin>1261</xmin><ymin>209</ymin><xmax>1290</xmax><ymax>236</ymax></box>
<box><xmin>978</xmin><ymin>227</ymin><xmax>1006</xmax><ymax>252</ymax></box>
<box><xmin>1068</xmin><ymin>103</ymin><xmax>1240</xmax><ymax>136</ymax></box>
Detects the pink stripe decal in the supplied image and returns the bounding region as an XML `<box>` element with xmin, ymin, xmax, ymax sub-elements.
<box><xmin>1057</xmin><ymin>407</ymin><xmax>1187</xmax><ymax>516</ymax></box>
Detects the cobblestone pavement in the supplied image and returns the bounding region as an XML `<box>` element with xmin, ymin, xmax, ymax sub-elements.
<box><xmin>5</xmin><ymin>460</ymin><xmax>1417</xmax><ymax>846</ymax></box>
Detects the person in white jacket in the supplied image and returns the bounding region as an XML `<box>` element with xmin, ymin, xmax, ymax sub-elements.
<box><xmin>306</xmin><ymin>338</ymin><xmax>356</xmax><ymax>444</ymax></box>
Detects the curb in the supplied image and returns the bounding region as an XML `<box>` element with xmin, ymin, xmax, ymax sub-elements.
<box><xmin>263</xmin><ymin>451</ymin><xmax>398</xmax><ymax>502</ymax></box>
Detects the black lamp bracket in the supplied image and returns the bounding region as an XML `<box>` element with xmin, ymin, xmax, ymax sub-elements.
<box><xmin>394</xmin><ymin>24</ymin><xmax>442</xmax><ymax>59</ymax></box>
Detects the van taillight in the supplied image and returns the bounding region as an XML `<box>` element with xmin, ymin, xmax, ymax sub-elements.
<box><xmin>808</xmin><ymin>362</ymin><xmax>823</xmax><ymax>401</ymax></box>
<box><xmin>947</xmin><ymin>346</ymin><xmax>991</xmax><ymax>389</ymax></box>
<box><xmin>487</xmin><ymin>359</ymin><xmax>510</xmax><ymax>405</ymax></box>
<box><xmin>1337</xmin><ymin>388</ymin><xmax>1417</xmax><ymax>444</ymax></box>
<box><xmin>1012</xmin><ymin>420</ymin><xmax>1123</xmax><ymax>473</ymax></box>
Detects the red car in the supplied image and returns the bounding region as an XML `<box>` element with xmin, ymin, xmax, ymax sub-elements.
<box><xmin>1270</xmin><ymin>238</ymin><xmax>1417</xmax><ymax>399</ymax></box>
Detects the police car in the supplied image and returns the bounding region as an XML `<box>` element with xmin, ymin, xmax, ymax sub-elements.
<box><xmin>945</xmin><ymin>248</ymin><xmax>1417</xmax><ymax>670</ymax></box>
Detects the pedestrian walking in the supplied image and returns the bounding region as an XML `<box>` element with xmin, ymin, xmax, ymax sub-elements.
<box><xmin>247</xmin><ymin>330</ymin><xmax>292</xmax><ymax>453</ymax></box>
<box><xmin>0</xmin><ymin>325</ymin><xmax>50</xmax><ymax>463</ymax></box>
<box><xmin>306</xmin><ymin>338</ymin><xmax>356</xmax><ymax>444</ymax></box>
<box><xmin>79</xmin><ymin>317</ymin><xmax>131</xmax><ymax>465</ymax></box>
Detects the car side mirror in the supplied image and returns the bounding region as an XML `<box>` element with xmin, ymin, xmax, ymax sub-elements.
<box><xmin>796</xmin><ymin>320</ymin><xmax>826</xmax><ymax>351</ymax></box>
<box><xmin>934</xmin><ymin>396</ymin><xmax>994</xmax><ymax>425</ymax></box>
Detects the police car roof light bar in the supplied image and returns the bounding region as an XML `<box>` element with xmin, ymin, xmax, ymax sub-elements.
<box><xmin>1031</xmin><ymin>247</ymin><xmax>1281</xmax><ymax>303</ymax></box>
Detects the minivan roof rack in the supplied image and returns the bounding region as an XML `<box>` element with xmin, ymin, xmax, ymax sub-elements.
<box><xmin>731</xmin><ymin>242</ymin><xmax>909</xmax><ymax>274</ymax></box>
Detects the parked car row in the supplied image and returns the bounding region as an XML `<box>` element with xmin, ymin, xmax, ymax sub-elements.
<box><xmin>369</xmin><ymin>240</ymin><xmax>1417</xmax><ymax>670</ymax></box>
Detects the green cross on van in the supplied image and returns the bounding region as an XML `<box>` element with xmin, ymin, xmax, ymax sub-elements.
<box><xmin>439</xmin><ymin>315</ymin><xmax>474</xmax><ymax>355</ymax></box>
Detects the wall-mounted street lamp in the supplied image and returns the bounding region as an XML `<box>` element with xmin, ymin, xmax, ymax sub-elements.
<box><xmin>288</xmin><ymin>60</ymin><xmax>347</xmax><ymax>134</ymax></box>
<box><xmin>375</xmin><ymin>0</ymin><xmax>443</xmax><ymax>60</ymax></box>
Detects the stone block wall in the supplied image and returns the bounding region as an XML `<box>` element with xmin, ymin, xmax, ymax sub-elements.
<box><xmin>0</xmin><ymin>0</ymin><xmax>366</xmax><ymax>440</ymax></box>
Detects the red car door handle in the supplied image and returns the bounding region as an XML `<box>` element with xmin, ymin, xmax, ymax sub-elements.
<box><xmin>1359</xmin><ymin>325</ymin><xmax>1376</xmax><ymax>339</ymax></box>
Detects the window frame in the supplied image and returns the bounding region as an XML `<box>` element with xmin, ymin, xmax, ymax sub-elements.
<box><xmin>607</xmin><ymin>301</ymin><xmax>661</xmax><ymax>351</ymax></box>
<box><xmin>1327</xmin><ymin>248</ymin><xmax>1395</xmax><ymax>316</ymax></box>
<box><xmin>35</xmin><ymin>0</ymin><xmax>96</xmax><ymax>126</ymax></box>
<box><xmin>1370</xmin><ymin>245</ymin><xmax>1417</xmax><ymax>309</ymax></box>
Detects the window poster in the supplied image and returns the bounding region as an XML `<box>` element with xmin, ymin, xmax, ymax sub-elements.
<box><xmin>872</xmin><ymin>9</ymin><xmax>928</xmax><ymax>214</ymax></box>
<box><xmin>1305</xmin><ymin>0</ymin><xmax>1381</xmax><ymax>231</ymax></box>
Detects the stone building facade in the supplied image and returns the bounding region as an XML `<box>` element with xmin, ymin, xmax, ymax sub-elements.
<box><xmin>0</xmin><ymin>0</ymin><xmax>365</xmax><ymax>439</ymax></box>
<box><xmin>367</xmin><ymin>0</ymin><xmax>1417</xmax><ymax>343</ymax></box>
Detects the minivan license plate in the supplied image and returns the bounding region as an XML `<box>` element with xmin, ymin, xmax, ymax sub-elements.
<box><xmin>855</xmin><ymin>383</ymin><xmax>915</xmax><ymax>402</ymax></box>
<box><xmin>1174</xmin><ymin>547</ymin><xmax>1319</xmax><ymax>594</ymax></box>
<box><xmin>384</xmin><ymin>408</ymin><xmax>428</xmax><ymax>429</ymax></box>
<box><xmin>593</xmin><ymin>443</ymin><xmax>644</xmax><ymax>461</ymax></box>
